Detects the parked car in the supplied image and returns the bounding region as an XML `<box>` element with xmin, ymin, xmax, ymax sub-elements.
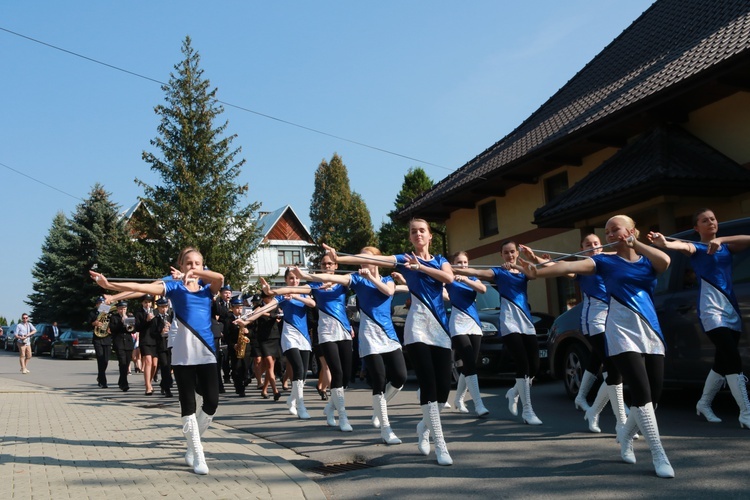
<box><xmin>50</xmin><ymin>330</ymin><xmax>96</xmax><ymax>360</ymax></box>
<box><xmin>347</xmin><ymin>284</ymin><xmax>553</xmax><ymax>381</ymax></box>
<box><xmin>4</xmin><ymin>324</ymin><xmax>19</xmax><ymax>351</ymax></box>
<box><xmin>0</xmin><ymin>325</ymin><xmax>8</xmax><ymax>345</ymax></box>
<box><xmin>548</xmin><ymin>217</ymin><xmax>750</xmax><ymax>399</ymax></box>
<box><xmin>30</xmin><ymin>323</ymin><xmax>55</xmax><ymax>356</ymax></box>
<box><xmin>474</xmin><ymin>285</ymin><xmax>554</xmax><ymax>379</ymax></box>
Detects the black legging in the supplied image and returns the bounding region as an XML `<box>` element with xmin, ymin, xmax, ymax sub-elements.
<box><xmin>173</xmin><ymin>363</ymin><xmax>219</xmax><ymax>417</ymax></box>
<box><xmin>452</xmin><ymin>334</ymin><xmax>481</xmax><ymax>377</ymax></box>
<box><xmin>707</xmin><ymin>327</ymin><xmax>742</xmax><ymax>375</ymax></box>
<box><xmin>319</xmin><ymin>339</ymin><xmax>353</xmax><ymax>389</ymax></box>
<box><xmin>284</xmin><ymin>348</ymin><xmax>311</xmax><ymax>381</ymax></box>
<box><xmin>610</xmin><ymin>352</ymin><xmax>664</xmax><ymax>407</ymax></box>
<box><xmin>407</xmin><ymin>342</ymin><xmax>452</xmax><ymax>405</ymax></box>
<box><xmin>586</xmin><ymin>333</ymin><xmax>622</xmax><ymax>385</ymax></box>
<box><xmin>503</xmin><ymin>332</ymin><xmax>539</xmax><ymax>378</ymax></box>
<box><xmin>364</xmin><ymin>349</ymin><xmax>408</xmax><ymax>395</ymax></box>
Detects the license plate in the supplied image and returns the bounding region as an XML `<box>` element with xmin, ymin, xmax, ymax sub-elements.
<box><xmin>85</xmin><ymin>349</ymin><xmax>95</xmax><ymax>354</ymax></box>
<box><xmin>539</xmin><ymin>349</ymin><xmax>548</xmax><ymax>358</ymax></box>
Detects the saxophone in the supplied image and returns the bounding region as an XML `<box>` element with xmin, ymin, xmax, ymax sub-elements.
<box><xmin>236</xmin><ymin>325</ymin><xmax>250</xmax><ymax>358</ymax></box>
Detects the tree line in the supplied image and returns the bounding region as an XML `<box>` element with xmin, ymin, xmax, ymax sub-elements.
<box><xmin>23</xmin><ymin>36</ymin><xmax>444</xmax><ymax>330</ymax></box>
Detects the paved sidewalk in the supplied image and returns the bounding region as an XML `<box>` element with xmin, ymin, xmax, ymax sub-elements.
<box><xmin>0</xmin><ymin>377</ymin><xmax>326</xmax><ymax>499</ymax></box>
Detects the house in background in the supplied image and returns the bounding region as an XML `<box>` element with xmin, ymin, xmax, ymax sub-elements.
<box><xmin>248</xmin><ymin>205</ymin><xmax>316</xmax><ymax>287</ymax></box>
<box><xmin>397</xmin><ymin>0</ymin><xmax>750</xmax><ymax>316</ymax></box>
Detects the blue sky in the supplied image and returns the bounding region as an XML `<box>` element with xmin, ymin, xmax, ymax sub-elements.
<box><xmin>1</xmin><ymin>0</ymin><xmax>655</xmax><ymax>323</ymax></box>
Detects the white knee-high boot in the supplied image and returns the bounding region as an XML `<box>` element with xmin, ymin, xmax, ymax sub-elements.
<box><xmin>616</xmin><ymin>408</ymin><xmax>638</xmax><ymax>465</ymax></box>
<box><xmin>696</xmin><ymin>370</ymin><xmax>724</xmax><ymax>423</ymax></box>
<box><xmin>632</xmin><ymin>402</ymin><xmax>674</xmax><ymax>478</ymax></box>
<box><xmin>374</xmin><ymin>394</ymin><xmax>401</xmax><ymax>444</ymax></box>
<box><xmin>332</xmin><ymin>387</ymin><xmax>352</xmax><ymax>431</ymax></box>
<box><xmin>726</xmin><ymin>373</ymin><xmax>750</xmax><ymax>429</ymax></box>
<box><xmin>518</xmin><ymin>376</ymin><xmax>542</xmax><ymax>425</ymax></box>
<box><xmin>293</xmin><ymin>380</ymin><xmax>310</xmax><ymax>419</ymax></box>
<box><xmin>423</xmin><ymin>402</ymin><xmax>452</xmax><ymax>465</ymax></box>
<box><xmin>182</xmin><ymin>415</ymin><xmax>208</xmax><ymax>475</ymax></box>
<box><xmin>454</xmin><ymin>374</ymin><xmax>469</xmax><ymax>413</ymax></box>
<box><xmin>373</xmin><ymin>383</ymin><xmax>403</xmax><ymax>428</ymax></box>
<box><xmin>575</xmin><ymin>370</ymin><xmax>597</xmax><ymax>412</ymax></box>
<box><xmin>287</xmin><ymin>391</ymin><xmax>297</xmax><ymax>416</ymax></box>
<box><xmin>506</xmin><ymin>379</ymin><xmax>520</xmax><ymax>416</ymax></box>
<box><xmin>416</xmin><ymin>415</ymin><xmax>431</xmax><ymax>456</ymax></box>
<box><xmin>466</xmin><ymin>374</ymin><xmax>489</xmax><ymax>417</ymax></box>
<box><xmin>185</xmin><ymin>409</ymin><xmax>215</xmax><ymax>467</ymax></box>
<box><xmin>584</xmin><ymin>381</ymin><xmax>609</xmax><ymax>433</ymax></box>
<box><xmin>323</xmin><ymin>399</ymin><xmax>337</xmax><ymax>427</ymax></box>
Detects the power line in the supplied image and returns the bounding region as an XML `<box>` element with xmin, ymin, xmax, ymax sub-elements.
<box><xmin>0</xmin><ymin>25</ymin><xmax>473</xmax><ymax>176</ymax></box>
<box><xmin>0</xmin><ymin>161</ymin><xmax>83</xmax><ymax>201</ymax></box>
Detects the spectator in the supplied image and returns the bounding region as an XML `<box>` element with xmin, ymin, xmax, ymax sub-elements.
<box><xmin>15</xmin><ymin>313</ymin><xmax>36</xmax><ymax>374</ymax></box>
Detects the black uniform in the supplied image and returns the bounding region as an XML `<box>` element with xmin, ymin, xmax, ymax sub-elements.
<box><xmin>109</xmin><ymin>313</ymin><xmax>134</xmax><ymax>391</ymax></box>
<box><xmin>212</xmin><ymin>298</ymin><xmax>232</xmax><ymax>390</ymax></box>
<box><xmin>134</xmin><ymin>307</ymin><xmax>159</xmax><ymax>357</ymax></box>
<box><xmin>155</xmin><ymin>309</ymin><xmax>174</xmax><ymax>397</ymax></box>
<box><xmin>88</xmin><ymin>307</ymin><xmax>112</xmax><ymax>388</ymax></box>
<box><xmin>224</xmin><ymin>314</ymin><xmax>249</xmax><ymax>396</ymax></box>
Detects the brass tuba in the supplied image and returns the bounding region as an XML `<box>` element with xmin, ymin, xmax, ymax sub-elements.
<box><xmin>94</xmin><ymin>311</ymin><xmax>111</xmax><ymax>338</ymax></box>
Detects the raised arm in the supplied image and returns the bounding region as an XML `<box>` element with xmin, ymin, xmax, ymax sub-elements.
<box><xmin>453</xmin><ymin>266</ymin><xmax>494</xmax><ymax>280</ymax></box>
<box><xmin>405</xmin><ymin>255</ymin><xmax>454</xmax><ymax>285</ymax></box>
<box><xmin>324</xmin><ymin>243</ymin><xmax>397</xmax><ymax>269</ymax></box>
<box><xmin>90</xmin><ymin>271</ymin><xmax>165</xmax><ymax>296</ymax></box>
<box><xmin>632</xmin><ymin>238</ymin><xmax>671</xmax><ymax>274</ymax></box>
<box><xmin>453</xmin><ymin>275</ymin><xmax>487</xmax><ymax>293</ymax></box>
<box><xmin>648</xmin><ymin>231</ymin><xmax>694</xmax><ymax>256</ymax></box>
<box><xmin>292</xmin><ymin>267</ymin><xmax>352</xmax><ymax>287</ymax></box>
<box><xmin>710</xmin><ymin>234</ymin><xmax>750</xmax><ymax>254</ymax></box>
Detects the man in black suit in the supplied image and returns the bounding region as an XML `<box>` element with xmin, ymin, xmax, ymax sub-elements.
<box><xmin>154</xmin><ymin>297</ymin><xmax>174</xmax><ymax>397</ymax></box>
<box><xmin>88</xmin><ymin>297</ymin><xmax>112</xmax><ymax>388</ymax></box>
<box><xmin>109</xmin><ymin>300</ymin><xmax>134</xmax><ymax>392</ymax></box>
<box><xmin>212</xmin><ymin>285</ymin><xmax>233</xmax><ymax>393</ymax></box>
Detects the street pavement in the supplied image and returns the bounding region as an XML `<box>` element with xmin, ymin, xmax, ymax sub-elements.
<box><xmin>3</xmin><ymin>350</ymin><xmax>750</xmax><ymax>499</ymax></box>
<box><xmin>0</xmin><ymin>371</ymin><xmax>326</xmax><ymax>499</ymax></box>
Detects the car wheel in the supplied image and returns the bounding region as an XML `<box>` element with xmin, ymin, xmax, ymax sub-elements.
<box><xmin>562</xmin><ymin>342</ymin><xmax>590</xmax><ymax>400</ymax></box>
<box><xmin>34</xmin><ymin>344</ymin><xmax>41</xmax><ymax>356</ymax></box>
<box><xmin>65</xmin><ymin>348</ymin><xmax>72</xmax><ymax>360</ymax></box>
<box><xmin>50</xmin><ymin>346</ymin><xmax>56</xmax><ymax>358</ymax></box>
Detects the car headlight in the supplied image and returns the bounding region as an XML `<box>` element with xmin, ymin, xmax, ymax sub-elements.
<box><xmin>481</xmin><ymin>322</ymin><xmax>497</xmax><ymax>333</ymax></box>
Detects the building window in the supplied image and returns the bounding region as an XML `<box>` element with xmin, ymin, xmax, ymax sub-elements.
<box><xmin>544</xmin><ymin>172</ymin><xmax>569</xmax><ymax>203</ymax></box>
<box><xmin>278</xmin><ymin>249</ymin><xmax>302</xmax><ymax>267</ymax></box>
<box><xmin>479</xmin><ymin>201</ymin><xmax>498</xmax><ymax>239</ymax></box>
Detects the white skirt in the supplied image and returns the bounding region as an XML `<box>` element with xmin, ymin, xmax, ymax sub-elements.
<box><xmin>404</xmin><ymin>294</ymin><xmax>451</xmax><ymax>349</ymax></box>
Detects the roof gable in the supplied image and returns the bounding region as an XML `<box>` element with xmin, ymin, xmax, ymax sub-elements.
<box><xmin>256</xmin><ymin>205</ymin><xmax>314</xmax><ymax>244</ymax></box>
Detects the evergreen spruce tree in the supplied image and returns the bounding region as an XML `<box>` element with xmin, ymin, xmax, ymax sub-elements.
<box><xmin>27</xmin><ymin>185</ymin><xmax>133</xmax><ymax>328</ymax></box>
<box><xmin>310</xmin><ymin>153</ymin><xmax>375</xmax><ymax>257</ymax></box>
<box><xmin>378</xmin><ymin>167</ymin><xmax>445</xmax><ymax>255</ymax></box>
<box><xmin>136</xmin><ymin>36</ymin><xmax>261</xmax><ymax>288</ymax></box>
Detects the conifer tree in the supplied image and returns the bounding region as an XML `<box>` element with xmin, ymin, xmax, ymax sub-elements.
<box><xmin>378</xmin><ymin>167</ymin><xmax>445</xmax><ymax>255</ymax></box>
<box><xmin>136</xmin><ymin>36</ymin><xmax>261</xmax><ymax>288</ymax></box>
<box><xmin>28</xmin><ymin>185</ymin><xmax>134</xmax><ymax>327</ymax></box>
<box><xmin>310</xmin><ymin>153</ymin><xmax>375</xmax><ymax>257</ymax></box>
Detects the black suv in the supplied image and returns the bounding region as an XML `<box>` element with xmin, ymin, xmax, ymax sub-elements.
<box><xmin>548</xmin><ymin>217</ymin><xmax>750</xmax><ymax>398</ymax></box>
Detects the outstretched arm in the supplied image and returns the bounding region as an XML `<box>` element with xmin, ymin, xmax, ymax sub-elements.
<box><xmin>323</xmin><ymin>243</ymin><xmax>397</xmax><ymax>268</ymax></box>
<box><xmin>453</xmin><ymin>266</ymin><xmax>494</xmax><ymax>280</ymax></box>
<box><xmin>710</xmin><ymin>235</ymin><xmax>750</xmax><ymax>254</ymax></box>
<box><xmin>648</xmin><ymin>231</ymin><xmax>694</xmax><ymax>256</ymax></box>
<box><xmin>632</xmin><ymin>238</ymin><xmax>670</xmax><ymax>274</ymax></box>
<box><xmin>518</xmin><ymin>258</ymin><xmax>596</xmax><ymax>280</ymax></box>
<box><xmin>453</xmin><ymin>275</ymin><xmax>487</xmax><ymax>293</ymax></box>
<box><xmin>90</xmin><ymin>271</ymin><xmax>165</xmax><ymax>296</ymax></box>
<box><xmin>292</xmin><ymin>267</ymin><xmax>352</xmax><ymax>287</ymax></box>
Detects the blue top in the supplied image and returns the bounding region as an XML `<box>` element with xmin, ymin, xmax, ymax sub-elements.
<box><xmin>394</xmin><ymin>253</ymin><xmax>450</xmax><ymax>334</ymax></box>
<box><xmin>163</xmin><ymin>279</ymin><xmax>216</xmax><ymax>365</ymax></box>
<box><xmin>445</xmin><ymin>277</ymin><xmax>482</xmax><ymax>327</ymax></box>
<box><xmin>275</xmin><ymin>295</ymin><xmax>311</xmax><ymax>344</ymax></box>
<box><xmin>576</xmin><ymin>273</ymin><xmax>608</xmax><ymax>303</ymax></box>
<box><xmin>691</xmin><ymin>242</ymin><xmax>742</xmax><ymax>333</ymax></box>
<box><xmin>308</xmin><ymin>282</ymin><xmax>352</xmax><ymax>331</ymax></box>
<box><xmin>349</xmin><ymin>273</ymin><xmax>399</xmax><ymax>342</ymax></box>
<box><xmin>592</xmin><ymin>253</ymin><xmax>664</xmax><ymax>355</ymax></box>
<box><xmin>491</xmin><ymin>267</ymin><xmax>532</xmax><ymax>320</ymax></box>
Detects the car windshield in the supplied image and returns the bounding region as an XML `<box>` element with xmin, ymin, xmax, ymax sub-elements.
<box><xmin>475</xmin><ymin>286</ymin><xmax>500</xmax><ymax>311</ymax></box>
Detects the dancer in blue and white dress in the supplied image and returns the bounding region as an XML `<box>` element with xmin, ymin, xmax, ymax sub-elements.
<box><xmin>650</xmin><ymin>208</ymin><xmax>750</xmax><ymax>429</ymax></box>
<box><xmin>323</xmin><ymin>218</ymin><xmax>455</xmax><ymax>466</ymax></box>
<box><xmin>255</xmin><ymin>270</ymin><xmax>316</xmax><ymax>421</ymax></box>
<box><xmin>567</xmin><ymin>234</ymin><xmax>630</xmax><ymax>436</ymax></box>
<box><xmin>91</xmin><ymin>246</ymin><xmax>224</xmax><ymax>476</ymax></box>
<box><xmin>293</xmin><ymin>245</ymin><xmax>407</xmax><ymax>445</ymax></box>
<box><xmin>266</xmin><ymin>256</ymin><xmax>354</xmax><ymax>432</ymax></box>
<box><xmin>521</xmin><ymin>215</ymin><xmax>674</xmax><ymax>478</ymax></box>
<box><xmin>455</xmin><ymin>241</ymin><xmax>543</xmax><ymax>426</ymax></box>
<box><xmin>445</xmin><ymin>251</ymin><xmax>489</xmax><ymax>417</ymax></box>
